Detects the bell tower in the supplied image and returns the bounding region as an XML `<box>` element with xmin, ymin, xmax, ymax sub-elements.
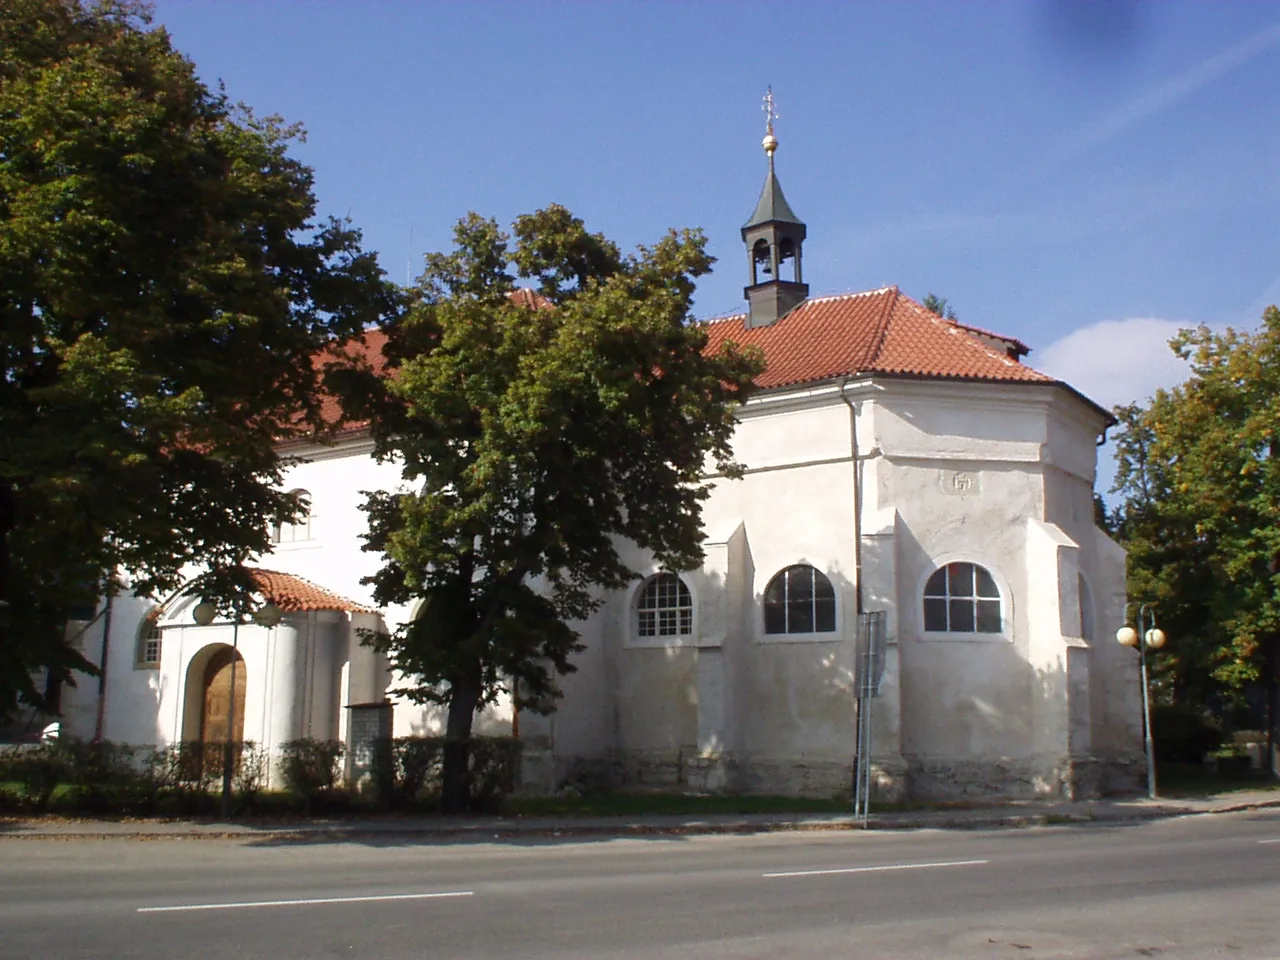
<box><xmin>742</xmin><ymin>87</ymin><xmax>808</xmax><ymax>328</ymax></box>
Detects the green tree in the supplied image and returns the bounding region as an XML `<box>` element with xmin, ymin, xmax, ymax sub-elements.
<box><xmin>337</xmin><ymin>206</ymin><xmax>763</xmax><ymax>811</ymax></box>
<box><xmin>0</xmin><ymin>0</ymin><xmax>396</xmax><ymax>715</ymax></box>
<box><xmin>921</xmin><ymin>292</ymin><xmax>957</xmax><ymax>320</ymax></box>
<box><xmin>1110</xmin><ymin>308</ymin><xmax>1280</xmax><ymax>761</ymax></box>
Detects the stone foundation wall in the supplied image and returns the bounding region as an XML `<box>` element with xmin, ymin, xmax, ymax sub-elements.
<box><xmin>1094</xmin><ymin>756</ymin><xmax>1147</xmax><ymax>797</ymax></box>
<box><xmin>521</xmin><ymin>748</ymin><xmax>1146</xmax><ymax>802</ymax></box>
<box><xmin>522</xmin><ymin>748</ymin><xmax>908</xmax><ymax>801</ymax></box>
<box><xmin>906</xmin><ymin>755</ymin><xmax>1148</xmax><ymax>801</ymax></box>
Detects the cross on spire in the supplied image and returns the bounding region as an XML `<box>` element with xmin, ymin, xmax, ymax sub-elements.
<box><xmin>762</xmin><ymin>86</ymin><xmax>779</xmax><ymax>136</ymax></box>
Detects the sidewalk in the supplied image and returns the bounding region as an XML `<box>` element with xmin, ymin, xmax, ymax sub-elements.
<box><xmin>3</xmin><ymin>789</ymin><xmax>1279</xmax><ymax>842</ymax></box>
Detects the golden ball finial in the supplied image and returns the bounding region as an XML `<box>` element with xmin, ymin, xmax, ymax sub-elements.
<box><xmin>762</xmin><ymin>132</ymin><xmax>778</xmax><ymax>155</ymax></box>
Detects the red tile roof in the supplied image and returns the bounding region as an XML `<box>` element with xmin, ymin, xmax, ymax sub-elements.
<box><xmin>508</xmin><ymin>287</ymin><xmax>554</xmax><ymax>310</ymax></box>
<box><xmin>304</xmin><ymin>286</ymin><xmax>1080</xmax><ymax>443</ymax></box>
<box><xmin>249</xmin><ymin>569</ymin><xmax>374</xmax><ymax>614</ymax></box>
<box><xmin>314</xmin><ymin>327</ymin><xmax>389</xmax><ymax>436</ymax></box>
<box><xmin>701</xmin><ymin>287</ymin><xmax>1054</xmax><ymax>390</ymax></box>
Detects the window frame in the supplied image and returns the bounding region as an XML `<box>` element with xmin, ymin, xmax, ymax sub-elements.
<box><xmin>628</xmin><ymin>572</ymin><xmax>697</xmax><ymax>648</ymax></box>
<box><xmin>918</xmin><ymin>558</ymin><xmax>1011</xmax><ymax>642</ymax></box>
<box><xmin>270</xmin><ymin>488</ymin><xmax>314</xmax><ymax>546</ymax></box>
<box><xmin>134</xmin><ymin>608</ymin><xmax>163</xmax><ymax>668</ymax></box>
<box><xmin>761</xmin><ymin>563</ymin><xmax>839</xmax><ymax>640</ymax></box>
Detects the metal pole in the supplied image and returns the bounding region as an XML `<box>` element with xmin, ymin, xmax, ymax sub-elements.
<box><xmin>854</xmin><ymin>660</ymin><xmax>863</xmax><ymax>821</ymax></box>
<box><xmin>93</xmin><ymin>590</ymin><xmax>115</xmax><ymax>742</ymax></box>
<box><xmin>854</xmin><ymin>638</ymin><xmax>873</xmax><ymax>824</ymax></box>
<box><xmin>863</xmin><ymin>650</ymin><xmax>871</xmax><ymax>822</ymax></box>
<box><xmin>860</xmin><ymin>659</ymin><xmax>871</xmax><ymax>824</ymax></box>
<box><xmin>1139</xmin><ymin>603</ymin><xmax>1158</xmax><ymax>799</ymax></box>
<box><xmin>221</xmin><ymin>612</ymin><xmax>240</xmax><ymax>819</ymax></box>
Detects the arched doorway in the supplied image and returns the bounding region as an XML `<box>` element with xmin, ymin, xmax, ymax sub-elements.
<box><xmin>200</xmin><ymin>647</ymin><xmax>246</xmax><ymax>744</ymax></box>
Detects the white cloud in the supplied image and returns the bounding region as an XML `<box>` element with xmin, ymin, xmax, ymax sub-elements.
<box><xmin>1037</xmin><ymin>316</ymin><xmax>1195</xmax><ymax>410</ymax></box>
<box><xmin>1038</xmin><ymin>316</ymin><xmax>1220</xmax><ymax>500</ymax></box>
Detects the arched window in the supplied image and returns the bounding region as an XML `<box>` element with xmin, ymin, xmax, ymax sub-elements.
<box><xmin>636</xmin><ymin>573</ymin><xmax>693</xmax><ymax>638</ymax></box>
<box><xmin>136</xmin><ymin>609</ymin><xmax>162</xmax><ymax>667</ymax></box>
<box><xmin>751</xmin><ymin>238</ymin><xmax>772</xmax><ymax>282</ymax></box>
<box><xmin>923</xmin><ymin>562</ymin><xmax>1002</xmax><ymax>633</ymax></box>
<box><xmin>271</xmin><ymin>489</ymin><xmax>312</xmax><ymax>544</ymax></box>
<box><xmin>764</xmin><ymin>564</ymin><xmax>836</xmax><ymax>634</ymax></box>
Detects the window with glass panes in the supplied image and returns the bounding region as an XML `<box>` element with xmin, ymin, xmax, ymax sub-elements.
<box><xmin>923</xmin><ymin>563</ymin><xmax>1002</xmax><ymax>633</ymax></box>
<box><xmin>271</xmin><ymin>489</ymin><xmax>312</xmax><ymax>543</ymax></box>
<box><xmin>636</xmin><ymin>573</ymin><xmax>693</xmax><ymax>638</ymax></box>
<box><xmin>136</xmin><ymin>612</ymin><xmax>162</xmax><ymax>666</ymax></box>
<box><xmin>763</xmin><ymin>565</ymin><xmax>836</xmax><ymax>634</ymax></box>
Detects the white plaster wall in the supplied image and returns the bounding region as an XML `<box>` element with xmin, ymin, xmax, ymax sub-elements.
<box><xmin>82</xmin><ymin>371</ymin><xmax>1130</xmax><ymax>799</ymax></box>
<box><xmin>707</xmin><ymin>448</ymin><xmax>859</xmax><ymax>764</ymax></box>
<box><xmin>268</xmin><ymin>440</ymin><xmax>405</xmax><ymax>612</ymax></box>
<box><xmin>890</xmin><ymin>456</ymin><xmax>1040</xmax><ymax>760</ymax></box>
<box><xmin>60</xmin><ymin>592</ymin><xmax>166</xmax><ymax>747</ymax></box>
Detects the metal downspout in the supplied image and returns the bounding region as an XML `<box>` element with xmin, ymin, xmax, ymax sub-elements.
<box><xmin>93</xmin><ymin>588</ymin><xmax>116</xmax><ymax>742</ymax></box>
<box><xmin>840</xmin><ymin>377</ymin><xmax>864</xmax><ymax>615</ymax></box>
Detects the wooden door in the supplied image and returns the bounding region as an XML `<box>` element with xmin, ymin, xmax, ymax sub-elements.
<box><xmin>201</xmin><ymin>648</ymin><xmax>245</xmax><ymax>744</ymax></box>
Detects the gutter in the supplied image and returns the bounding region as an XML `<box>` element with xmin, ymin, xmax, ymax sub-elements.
<box><xmin>839</xmin><ymin>378</ymin><xmax>864</xmax><ymax>615</ymax></box>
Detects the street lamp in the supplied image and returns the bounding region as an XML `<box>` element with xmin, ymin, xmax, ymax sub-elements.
<box><xmin>1116</xmin><ymin>603</ymin><xmax>1166</xmax><ymax>799</ymax></box>
<box><xmin>192</xmin><ymin>594</ymin><xmax>282</xmax><ymax>818</ymax></box>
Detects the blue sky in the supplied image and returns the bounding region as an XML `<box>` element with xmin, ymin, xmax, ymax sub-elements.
<box><xmin>151</xmin><ymin>1</ymin><xmax>1280</xmax><ymax>431</ymax></box>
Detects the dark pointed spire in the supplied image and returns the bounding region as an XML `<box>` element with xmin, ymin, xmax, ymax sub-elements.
<box><xmin>745</xmin><ymin>148</ymin><xmax>804</xmax><ymax>228</ymax></box>
<box><xmin>744</xmin><ymin>161</ymin><xmax>804</xmax><ymax>229</ymax></box>
<box><xmin>742</xmin><ymin>87</ymin><xmax>808</xmax><ymax>328</ymax></box>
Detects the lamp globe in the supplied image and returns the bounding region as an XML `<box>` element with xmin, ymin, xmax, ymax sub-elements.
<box><xmin>1115</xmin><ymin>625</ymin><xmax>1139</xmax><ymax>647</ymax></box>
<box><xmin>253</xmin><ymin>602</ymin><xmax>282</xmax><ymax>628</ymax></box>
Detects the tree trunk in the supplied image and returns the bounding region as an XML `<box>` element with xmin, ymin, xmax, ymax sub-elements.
<box><xmin>440</xmin><ymin>672</ymin><xmax>482</xmax><ymax>815</ymax></box>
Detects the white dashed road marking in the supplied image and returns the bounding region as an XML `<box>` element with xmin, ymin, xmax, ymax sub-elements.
<box><xmin>763</xmin><ymin>858</ymin><xmax>989</xmax><ymax>879</ymax></box>
<box><xmin>138</xmin><ymin>891</ymin><xmax>474</xmax><ymax>913</ymax></box>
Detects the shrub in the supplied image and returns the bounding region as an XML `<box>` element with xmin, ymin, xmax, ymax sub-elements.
<box><xmin>57</xmin><ymin>740</ymin><xmax>156</xmax><ymax>813</ymax></box>
<box><xmin>0</xmin><ymin>743</ymin><xmax>65</xmax><ymax>811</ymax></box>
<box><xmin>279</xmin><ymin>739</ymin><xmax>345</xmax><ymax>809</ymax></box>
<box><xmin>389</xmin><ymin>737</ymin><xmax>443</xmax><ymax>805</ymax></box>
<box><xmin>150</xmin><ymin>741</ymin><xmax>218</xmax><ymax>813</ymax></box>
<box><xmin>365</xmin><ymin>736</ymin><xmax>522</xmax><ymax>811</ymax></box>
<box><xmin>234</xmin><ymin>742</ymin><xmax>266</xmax><ymax>806</ymax></box>
<box><xmin>469</xmin><ymin>737</ymin><xmax>523</xmax><ymax>811</ymax></box>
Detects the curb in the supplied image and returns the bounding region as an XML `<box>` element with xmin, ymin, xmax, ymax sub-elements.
<box><xmin>3</xmin><ymin>796</ymin><xmax>1279</xmax><ymax>842</ymax></box>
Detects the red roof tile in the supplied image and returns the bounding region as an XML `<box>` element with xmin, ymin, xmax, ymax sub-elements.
<box><xmin>313</xmin><ymin>327</ymin><xmax>390</xmax><ymax>437</ymax></box>
<box><xmin>249</xmin><ymin>569</ymin><xmax>374</xmax><ymax>614</ymax></box>
<box><xmin>701</xmin><ymin>287</ymin><xmax>1054</xmax><ymax>390</ymax></box>
<box><xmin>508</xmin><ymin>287</ymin><xmax>554</xmax><ymax>310</ymax></box>
<box><xmin>305</xmin><ymin>287</ymin><xmax>1068</xmax><ymax>443</ymax></box>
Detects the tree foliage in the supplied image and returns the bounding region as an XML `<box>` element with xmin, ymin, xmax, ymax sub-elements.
<box><xmin>336</xmin><ymin>205</ymin><xmax>763</xmax><ymax>810</ymax></box>
<box><xmin>1111</xmin><ymin>308</ymin><xmax>1280</xmax><ymax>741</ymax></box>
<box><xmin>921</xmin><ymin>292</ymin><xmax>957</xmax><ymax>321</ymax></box>
<box><xmin>0</xmin><ymin>0</ymin><xmax>396</xmax><ymax>715</ymax></box>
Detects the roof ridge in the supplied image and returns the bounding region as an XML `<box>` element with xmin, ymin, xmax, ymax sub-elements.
<box><xmin>865</xmin><ymin>286</ymin><xmax>902</xmax><ymax>366</ymax></box>
<box><xmin>697</xmin><ymin>286</ymin><xmax>896</xmax><ymax>326</ymax></box>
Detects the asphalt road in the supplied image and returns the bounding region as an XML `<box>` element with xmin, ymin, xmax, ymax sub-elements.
<box><xmin>2</xmin><ymin>811</ymin><xmax>1279</xmax><ymax>960</ymax></box>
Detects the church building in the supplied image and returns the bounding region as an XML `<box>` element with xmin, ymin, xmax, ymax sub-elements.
<box><xmin>55</xmin><ymin>116</ymin><xmax>1145</xmax><ymax>801</ymax></box>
